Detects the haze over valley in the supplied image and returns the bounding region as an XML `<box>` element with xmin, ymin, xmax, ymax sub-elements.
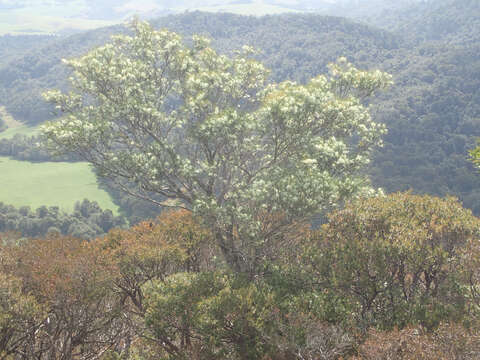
<box><xmin>0</xmin><ymin>0</ymin><xmax>429</xmax><ymax>34</ymax></box>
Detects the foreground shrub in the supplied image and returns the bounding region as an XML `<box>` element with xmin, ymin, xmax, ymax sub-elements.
<box><xmin>304</xmin><ymin>193</ymin><xmax>480</xmax><ymax>330</ymax></box>
<box><xmin>0</xmin><ymin>273</ymin><xmax>45</xmax><ymax>358</ymax></box>
<box><xmin>355</xmin><ymin>322</ymin><xmax>480</xmax><ymax>359</ymax></box>
<box><xmin>141</xmin><ymin>271</ymin><xmax>356</xmax><ymax>360</ymax></box>
<box><xmin>101</xmin><ymin>210</ymin><xmax>217</xmax><ymax>317</ymax></box>
<box><xmin>1</xmin><ymin>234</ymin><xmax>125</xmax><ymax>359</ymax></box>
<box><xmin>3</xmin><ymin>198</ymin><xmax>480</xmax><ymax>359</ymax></box>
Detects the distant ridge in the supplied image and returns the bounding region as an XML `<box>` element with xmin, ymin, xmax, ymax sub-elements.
<box><xmin>0</xmin><ymin>12</ymin><xmax>398</xmax><ymax>124</ymax></box>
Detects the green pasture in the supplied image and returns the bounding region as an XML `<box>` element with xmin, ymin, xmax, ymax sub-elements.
<box><xmin>0</xmin><ymin>156</ymin><xmax>119</xmax><ymax>214</ymax></box>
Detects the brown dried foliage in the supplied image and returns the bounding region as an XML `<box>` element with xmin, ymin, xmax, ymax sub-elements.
<box><xmin>355</xmin><ymin>322</ymin><xmax>480</xmax><ymax>360</ymax></box>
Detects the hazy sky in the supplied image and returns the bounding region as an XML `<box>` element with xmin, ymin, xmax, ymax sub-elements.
<box><xmin>0</xmin><ymin>0</ymin><xmax>317</xmax><ymax>11</ymax></box>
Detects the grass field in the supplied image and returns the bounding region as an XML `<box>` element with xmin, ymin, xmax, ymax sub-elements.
<box><xmin>0</xmin><ymin>112</ymin><xmax>118</xmax><ymax>214</ymax></box>
<box><xmin>0</xmin><ymin>156</ymin><xmax>119</xmax><ymax>214</ymax></box>
<box><xmin>0</xmin><ymin>124</ymin><xmax>40</xmax><ymax>139</ymax></box>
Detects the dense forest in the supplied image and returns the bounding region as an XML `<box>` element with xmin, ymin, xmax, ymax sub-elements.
<box><xmin>0</xmin><ymin>199</ymin><xmax>125</xmax><ymax>239</ymax></box>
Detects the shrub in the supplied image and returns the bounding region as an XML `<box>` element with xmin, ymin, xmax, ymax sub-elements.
<box><xmin>304</xmin><ymin>193</ymin><xmax>480</xmax><ymax>330</ymax></box>
<box><xmin>355</xmin><ymin>322</ymin><xmax>480</xmax><ymax>359</ymax></box>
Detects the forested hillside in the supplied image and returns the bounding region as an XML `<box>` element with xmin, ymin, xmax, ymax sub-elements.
<box><xmin>363</xmin><ymin>0</ymin><xmax>480</xmax><ymax>43</ymax></box>
<box><xmin>0</xmin><ymin>34</ymin><xmax>55</xmax><ymax>67</ymax></box>
<box><xmin>367</xmin><ymin>0</ymin><xmax>480</xmax><ymax>211</ymax></box>
<box><xmin>0</xmin><ymin>0</ymin><xmax>479</xmax><ymax>216</ymax></box>
<box><xmin>370</xmin><ymin>39</ymin><xmax>480</xmax><ymax>212</ymax></box>
<box><xmin>0</xmin><ymin>14</ymin><xmax>399</xmax><ymax>124</ymax></box>
<box><xmin>0</xmin><ymin>25</ymin><xmax>125</xmax><ymax>122</ymax></box>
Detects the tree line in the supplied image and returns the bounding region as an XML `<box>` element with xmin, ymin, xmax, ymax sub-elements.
<box><xmin>0</xmin><ymin>199</ymin><xmax>126</xmax><ymax>239</ymax></box>
<box><xmin>0</xmin><ymin>134</ymin><xmax>78</xmax><ymax>162</ymax></box>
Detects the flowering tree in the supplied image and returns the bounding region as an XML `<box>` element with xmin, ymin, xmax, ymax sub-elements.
<box><xmin>42</xmin><ymin>20</ymin><xmax>391</xmax><ymax>275</ymax></box>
